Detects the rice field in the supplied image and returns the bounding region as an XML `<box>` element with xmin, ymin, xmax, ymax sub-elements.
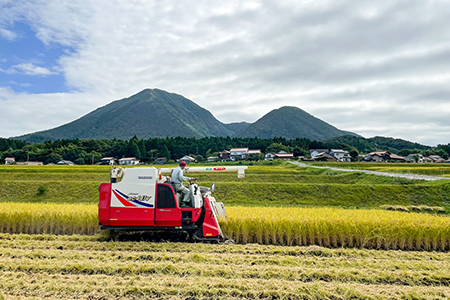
<box><xmin>1</xmin><ymin>233</ymin><xmax>450</xmax><ymax>299</ymax></box>
<box><xmin>311</xmin><ymin>162</ymin><xmax>450</xmax><ymax>177</ymax></box>
<box><xmin>1</xmin><ymin>202</ymin><xmax>449</xmax><ymax>251</ymax></box>
<box><xmin>1</xmin><ymin>163</ymin><xmax>450</xmax><ymax>299</ymax></box>
<box><xmin>1</xmin><ymin>164</ymin><xmax>450</xmax><ymax>212</ymax></box>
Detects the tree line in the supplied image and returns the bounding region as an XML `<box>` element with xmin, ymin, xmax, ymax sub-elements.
<box><xmin>0</xmin><ymin>136</ymin><xmax>316</xmax><ymax>164</ymax></box>
<box><xmin>1</xmin><ymin>136</ymin><xmax>449</xmax><ymax>165</ymax></box>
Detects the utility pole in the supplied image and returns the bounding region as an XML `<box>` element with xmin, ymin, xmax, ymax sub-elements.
<box><xmin>92</xmin><ymin>153</ymin><xmax>94</xmax><ymax>165</ymax></box>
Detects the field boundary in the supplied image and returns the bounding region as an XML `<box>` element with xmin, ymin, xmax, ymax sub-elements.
<box><xmin>289</xmin><ymin>161</ymin><xmax>450</xmax><ymax>181</ymax></box>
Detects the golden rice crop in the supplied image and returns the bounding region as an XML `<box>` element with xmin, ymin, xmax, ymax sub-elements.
<box><xmin>222</xmin><ymin>206</ymin><xmax>450</xmax><ymax>251</ymax></box>
<box><xmin>0</xmin><ymin>202</ymin><xmax>98</xmax><ymax>235</ymax></box>
<box><xmin>0</xmin><ymin>203</ymin><xmax>449</xmax><ymax>251</ymax></box>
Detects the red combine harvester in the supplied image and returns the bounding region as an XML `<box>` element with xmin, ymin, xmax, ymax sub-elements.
<box><xmin>98</xmin><ymin>165</ymin><xmax>247</xmax><ymax>242</ymax></box>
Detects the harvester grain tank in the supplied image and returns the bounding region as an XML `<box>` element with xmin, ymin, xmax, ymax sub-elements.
<box><xmin>98</xmin><ymin>165</ymin><xmax>247</xmax><ymax>242</ymax></box>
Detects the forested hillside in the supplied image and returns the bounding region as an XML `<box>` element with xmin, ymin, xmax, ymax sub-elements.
<box><xmin>1</xmin><ymin>135</ymin><xmax>449</xmax><ymax>165</ymax></box>
<box><xmin>14</xmin><ymin>89</ymin><xmax>356</xmax><ymax>142</ymax></box>
<box><xmin>234</xmin><ymin>106</ymin><xmax>357</xmax><ymax>140</ymax></box>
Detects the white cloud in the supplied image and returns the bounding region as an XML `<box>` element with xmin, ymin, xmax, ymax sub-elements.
<box><xmin>4</xmin><ymin>63</ymin><xmax>57</xmax><ymax>76</ymax></box>
<box><xmin>0</xmin><ymin>87</ymin><xmax>104</xmax><ymax>138</ymax></box>
<box><xmin>1</xmin><ymin>0</ymin><xmax>450</xmax><ymax>146</ymax></box>
<box><xmin>0</xmin><ymin>28</ymin><xmax>17</xmax><ymax>40</ymax></box>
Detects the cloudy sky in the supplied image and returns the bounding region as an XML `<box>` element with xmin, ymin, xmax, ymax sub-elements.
<box><xmin>1</xmin><ymin>0</ymin><xmax>449</xmax><ymax>146</ymax></box>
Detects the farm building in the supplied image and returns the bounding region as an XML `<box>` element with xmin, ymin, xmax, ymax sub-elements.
<box><xmin>4</xmin><ymin>157</ymin><xmax>15</xmax><ymax>165</ymax></box>
<box><xmin>119</xmin><ymin>157</ymin><xmax>140</xmax><ymax>165</ymax></box>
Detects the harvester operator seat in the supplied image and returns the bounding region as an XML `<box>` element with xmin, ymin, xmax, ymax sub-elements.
<box><xmin>165</xmin><ymin>180</ymin><xmax>184</xmax><ymax>207</ymax></box>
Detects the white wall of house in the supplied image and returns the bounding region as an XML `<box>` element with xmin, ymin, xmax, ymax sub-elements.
<box><xmin>230</xmin><ymin>151</ymin><xmax>247</xmax><ymax>160</ymax></box>
<box><xmin>330</xmin><ymin>150</ymin><xmax>351</xmax><ymax>162</ymax></box>
<box><xmin>265</xmin><ymin>153</ymin><xmax>276</xmax><ymax>160</ymax></box>
<box><xmin>119</xmin><ymin>160</ymin><xmax>140</xmax><ymax>165</ymax></box>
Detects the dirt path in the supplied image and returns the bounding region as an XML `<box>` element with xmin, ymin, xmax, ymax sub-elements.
<box><xmin>289</xmin><ymin>161</ymin><xmax>450</xmax><ymax>181</ymax></box>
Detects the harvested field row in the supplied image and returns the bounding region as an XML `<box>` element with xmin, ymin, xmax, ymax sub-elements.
<box><xmin>0</xmin><ymin>234</ymin><xmax>449</xmax><ymax>299</ymax></box>
<box><xmin>1</xmin><ymin>203</ymin><xmax>449</xmax><ymax>251</ymax></box>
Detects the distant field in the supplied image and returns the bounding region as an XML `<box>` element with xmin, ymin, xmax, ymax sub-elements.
<box><xmin>310</xmin><ymin>161</ymin><xmax>450</xmax><ymax>177</ymax></box>
<box><xmin>1</xmin><ymin>163</ymin><xmax>450</xmax><ymax>299</ymax></box>
<box><xmin>1</xmin><ymin>164</ymin><xmax>449</xmax><ymax>211</ymax></box>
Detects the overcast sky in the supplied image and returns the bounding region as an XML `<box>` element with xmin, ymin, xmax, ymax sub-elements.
<box><xmin>1</xmin><ymin>0</ymin><xmax>449</xmax><ymax>146</ymax></box>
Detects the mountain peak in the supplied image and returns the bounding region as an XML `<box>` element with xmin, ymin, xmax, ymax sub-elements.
<box><xmin>15</xmin><ymin>89</ymin><xmax>235</xmax><ymax>142</ymax></box>
<box><xmin>14</xmin><ymin>89</ymin><xmax>356</xmax><ymax>142</ymax></box>
<box><xmin>234</xmin><ymin>106</ymin><xmax>356</xmax><ymax>140</ymax></box>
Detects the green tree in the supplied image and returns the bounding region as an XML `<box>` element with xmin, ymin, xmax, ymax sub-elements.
<box><xmin>159</xmin><ymin>145</ymin><xmax>170</xmax><ymax>159</ymax></box>
<box><xmin>266</xmin><ymin>143</ymin><xmax>290</xmax><ymax>154</ymax></box>
<box><xmin>47</xmin><ymin>152</ymin><xmax>63</xmax><ymax>164</ymax></box>
<box><xmin>248</xmin><ymin>153</ymin><xmax>261</xmax><ymax>161</ymax></box>
<box><xmin>147</xmin><ymin>149</ymin><xmax>159</xmax><ymax>163</ymax></box>
<box><xmin>139</xmin><ymin>140</ymin><xmax>147</xmax><ymax>161</ymax></box>
<box><xmin>74</xmin><ymin>157</ymin><xmax>85</xmax><ymax>165</ymax></box>
<box><xmin>349</xmin><ymin>149</ymin><xmax>359</xmax><ymax>159</ymax></box>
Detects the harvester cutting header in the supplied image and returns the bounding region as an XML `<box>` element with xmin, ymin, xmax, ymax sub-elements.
<box><xmin>98</xmin><ymin>164</ymin><xmax>247</xmax><ymax>242</ymax></box>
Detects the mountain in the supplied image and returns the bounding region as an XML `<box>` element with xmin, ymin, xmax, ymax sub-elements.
<box><xmin>322</xmin><ymin>135</ymin><xmax>431</xmax><ymax>153</ymax></box>
<box><xmin>15</xmin><ymin>90</ymin><xmax>358</xmax><ymax>143</ymax></box>
<box><xmin>234</xmin><ymin>106</ymin><xmax>357</xmax><ymax>141</ymax></box>
<box><xmin>224</xmin><ymin>122</ymin><xmax>251</xmax><ymax>133</ymax></box>
<box><xmin>16</xmin><ymin>89</ymin><xmax>237</xmax><ymax>142</ymax></box>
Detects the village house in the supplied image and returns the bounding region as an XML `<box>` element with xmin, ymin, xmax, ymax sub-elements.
<box><xmin>428</xmin><ymin>155</ymin><xmax>445</xmax><ymax>163</ymax></box>
<box><xmin>329</xmin><ymin>149</ymin><xmax>352</xmax><ymax>162</ymax></box>
<box><xmin>218</xmin><ymin>150</ymin><xmax>230</xmax><ymax>161</ymax></box>
<box><xmin>314</xmin><ymin>152</ymin><xmax>337</xmax><ymax>162</ymax></box>
<box><xmin>275</xmin><ymin>151</ymin><xmax>294</xmax><ymax>160</ymax></box>
<box><xmin>207</xmin><ymin>157</ymin><xmax>217</xmax><ymax>162</ymax></box>
<box><xmin>309</xmin><ymin>149</ymin><xmax>328</xmax><ymax>159</ymax></box>
<box><xmin>230</xmin><ymin>148</ymin><xmax>249</xmax><ymax>160</ymax></box>
<box><xmin>422</xmin><ymin>157</ymin><xmax>433</xmax><ymax>163</ymax></box>
<box><xmin>229</xmin><ymin>148</ymin><xmax>263</xmax><ymax>161</ymax></box>
<box><xmin>155</xmin><ymin>157</ymin><xmax>168</xmax><ymax>164</ymax></box>
<box><xmin>265</xmin><ymin>153</ymin><xmax>276</xmax><ymax>160</ymax></box>
<box><xmin>177</xmin><ymin>155</ymin><xmax>196</xmax><ymax>164</ymax></box>
<box><xmin>405</xmin><ymin>154</ymin><xmax>424</xmax><ymax>163</ymax></box>
<box><xmin>363</xmin><ymin>151</ymin><xmax>405</xmax><ymax>162</ymax></box>
<box><xmin>99</xmin><ymin>157</ymin><xmax>117</xmax><ymax>165</ymax></box>
<box><xmin>4</xmin><ymin>157</ymin><xmax>15</xmax><ymax>165</ymax></box>
<box><xmin>57</xmin><ymin>160</ymin><xmax>75</xmax><ymax>165</ymax></box>
<box><xmin>265</xmin><ymin>152</ymin><xmax>294</xmax><ymax>160</ymax></box>
<box><xmin>119</xmin><ymin>157</ymin><xmax>140</xmax><ymax>165</ymax></box>
<box><xmin>16</xmin><ymin>161</ymin><xmax>43</xmax><ymax>165</ymax></box>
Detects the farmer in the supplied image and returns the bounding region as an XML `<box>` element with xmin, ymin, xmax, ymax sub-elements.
<box><xmin>172</xmin><ymin>161</ymin><xmax>195</xmax><ymax>206</ymax></box>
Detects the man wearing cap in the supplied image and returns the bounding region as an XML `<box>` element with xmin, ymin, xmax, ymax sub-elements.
<box><xmin>172</xmin><ymin>161</ymin><xmax>194</xmax><ymax>206</ymax></box>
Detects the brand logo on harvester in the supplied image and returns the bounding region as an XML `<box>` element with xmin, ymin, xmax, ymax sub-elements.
<box><xmin>128</xmin><ymin>195</ymin><xmax>152</xmax><ymax>202</ymax></box>
<box><xmin>113</xmin><ymin>189</ymin><xmax>154</xmax><ymax>208</ymax></box>
<box><xmin>138</xmin><ymin>176</ymin><xmax>153</xmax><ymax>179</ymax></box>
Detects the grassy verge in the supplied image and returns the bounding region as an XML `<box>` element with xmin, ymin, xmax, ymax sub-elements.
<box><xmin>0</xmin><ymin>180</ymin><xmax>100</xmax><ymax>203</ymax></box>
